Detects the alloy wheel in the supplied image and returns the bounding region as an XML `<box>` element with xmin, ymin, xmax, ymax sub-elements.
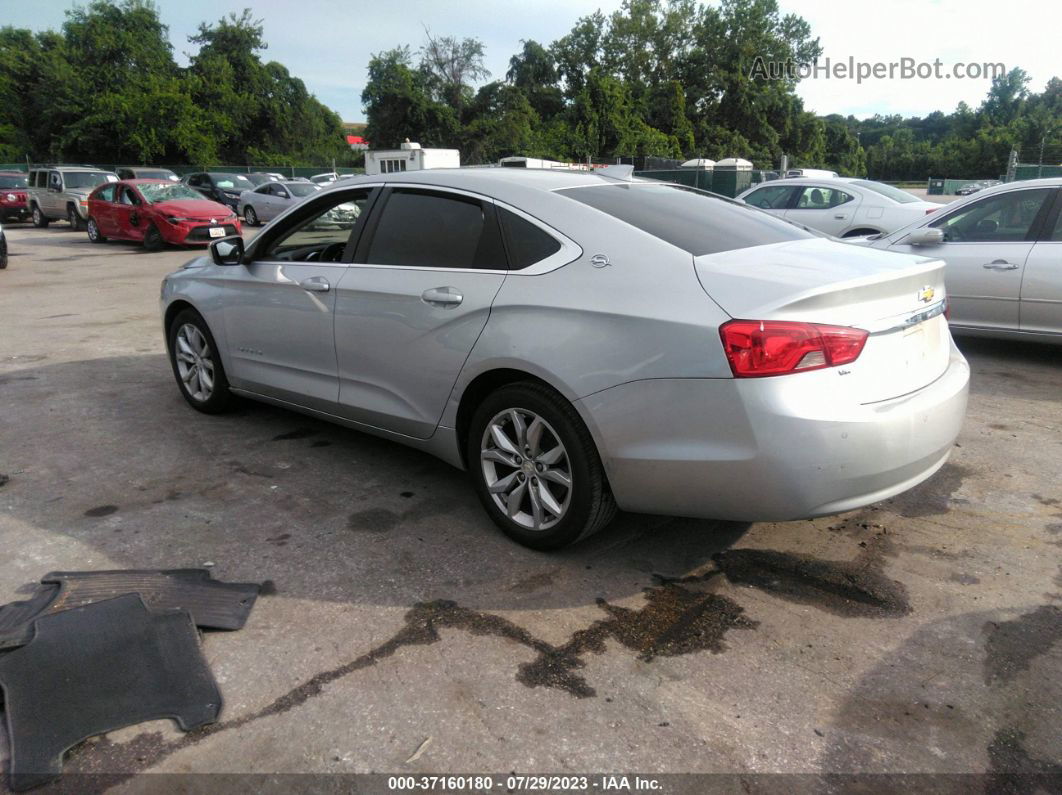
<box><xmin>87</xmin><ymin>219</ymin><xmax>99</xmax><ymax>241</ymax></box>
<box><xmin>174</xmin><ymin>323</ymin><xmax>216</xmax><ymax>402</ymax></box>
<box><xmin>480</xmin><ymin>408</ymin><xmax>572</xmax><ymax>531</ymax></box>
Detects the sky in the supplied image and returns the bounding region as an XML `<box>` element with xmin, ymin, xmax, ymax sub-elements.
<box><xmin>5</xmin><ymin>0</ymin><xmax>1059</xmax><ymax>123</ymax></box>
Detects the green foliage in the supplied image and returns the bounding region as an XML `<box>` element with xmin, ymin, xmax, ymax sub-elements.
<box><xmin>0</xmin><ymin>1</ymin><xmax>348</xmax><ymax>166</ymax></box>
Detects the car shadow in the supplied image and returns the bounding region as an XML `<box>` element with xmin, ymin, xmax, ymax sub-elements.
<box><xmin>0</xmin><ymin>354</ymin><xmax>751</xmax><ymax>613</ymax></box>
<box><xmin>955</xmin><ymin>335</ymin><xmax>1061</xmax><ymax>403</ymax></box>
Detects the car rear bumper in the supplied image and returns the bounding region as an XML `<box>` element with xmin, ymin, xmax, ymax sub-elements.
<box><xmin>578</xmin><ymin>342</ymin><xmax>969</xmax><ymax>521</ymax></box>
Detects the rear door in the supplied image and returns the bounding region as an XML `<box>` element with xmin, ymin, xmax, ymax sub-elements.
<box><xmin>784</xmin><ymin>185</ymin><xmax>860</xmax><ymax>236</ymax></box>
<box><xmin>333</xmin><ymin>186</ymin><xmax>508</xmax><ymax>438</ymax></box>
<box><xmin>1020</xmin><ymin>189</ymin><xmax>1062</xmax><ymax>336</ymax></box>
<box><xmin>888</xmin><ymin>187</ymin><xmax>1054</xmax><ymax>332</ymax></box>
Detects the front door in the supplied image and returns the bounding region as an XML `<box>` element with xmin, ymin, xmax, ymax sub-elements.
<box><xmin>112</xmin><ymin>185</ymin><xmax>146</xmax><ymax>241</ymax></box>
<box><xmin>334</xmin><ymin>187</ymin><xmax>507</xmax><ymax>438</ymax></box>
<box><xmin>92</xmin><ymin>184</ymin><xmax>119</xmax><ymax>236</ymax></box>
<box><xmin>1021</xmin><ymin>191</ymin><xmax>1062</xmax><ymax>336</ymax></box>
<box><xmin>888</xmin><ymin>187</ymin><xmax>1053</xmax><ymax>331</ymax></box>
<box><xmin>220</xmin><ymin>187</ymin><xmax>375</xmax><ymax>412</ymax></box>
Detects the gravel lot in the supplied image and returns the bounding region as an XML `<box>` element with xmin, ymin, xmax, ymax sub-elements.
<box><xmin>0</xmin><ymin>221</ymin><xmax>1059</xmax><ymax>790</ymax></box>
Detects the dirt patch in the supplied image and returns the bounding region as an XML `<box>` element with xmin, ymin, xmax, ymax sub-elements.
<box><xmin>271</xmin><ymin>427</ymin><xmax>319</xmax><ymax>441</ymax></box>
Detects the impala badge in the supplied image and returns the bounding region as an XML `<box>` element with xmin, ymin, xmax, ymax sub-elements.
<box><xmin>590</xmin><ymin>254</ymin><xmax>611</xmax><ymax>268</ymax></box>
<box><xmin>918</xmin><ymin>286</ymin><xmax>935</xmax><ymax>304</ymax></box>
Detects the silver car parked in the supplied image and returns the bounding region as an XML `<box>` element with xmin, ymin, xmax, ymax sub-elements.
<box><xmin>856</xmin><ymin>178</ymin><xmax>1062</xmax><ymax>343</ymax></box>
<box><xmin>238</xmin><ymin>180</ymin><xmax>322</xmax><ymax>225</ymax></box>
<box><xmin>160</xmin><ymin>169</ymin><xmax>969</xmax><ymax>549</ymax></box>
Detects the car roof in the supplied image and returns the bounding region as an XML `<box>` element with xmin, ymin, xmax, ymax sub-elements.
<box><xmin>125</xmin><ymin>178</ymin><xmax>175</xmax><ymax>184</ymax></box>
<box><xmin>39</xmin><ymin>166</ymin><xmax>114</xmax><ymax>173</ymax></box>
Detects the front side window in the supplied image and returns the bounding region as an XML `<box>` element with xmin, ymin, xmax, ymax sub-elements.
<box><xmin>118</xmin><ymin>186</ymin><xmax>141</xmax><ymax>206</ymax></box>
<box><xmin>930</xmin><ymin>189</ymin><xmax>1051</xmax><ymax>243</ymax></box>
<box><xmin>261</xmin><ymin>189</ymin><xmax>372</xmax><ymax>263</ymax></box>
<box><xmin>498</xmin><ymin>207</ymin><xmax>561</xmax><ymax>270</ymax></box>
<box><xmin>562</xmin><ymin>183</ymin><xmax>814</xmax><ymax>256</ymax></box>
<box><xmin>365</xmin><ymin>189</ymin><xmax>505</xmax><ymax>270</ymax></box>
<box><xmin>94</xmin><ymin>184</ymin><xmax>117</xmax><ymax>203</ymax></box>
<box><xmin>49</xmin><ymin>172</ymin><xmax>62</xmax><ymax>190</ymax></box>
<box><xmin>744</xmin><ymin>185</ymin><xmax>796</xmax><ymax>209</ymax></box>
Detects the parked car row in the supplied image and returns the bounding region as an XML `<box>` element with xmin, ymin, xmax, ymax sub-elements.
<box><xmin>955</xmin><ymin>180</ymin><xmax>1001</xmax><ymax>196</ymax></box>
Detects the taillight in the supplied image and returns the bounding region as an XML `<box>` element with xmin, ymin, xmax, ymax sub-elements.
<box><xmin>719</xmin><ymin>320</ymin><xmax>869</xmax><ymax>378</ymax></box>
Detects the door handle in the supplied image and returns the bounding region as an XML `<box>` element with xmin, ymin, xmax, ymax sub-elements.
<box><xmin>299</xmin><ymin>277</ymin><xmax>330</xmax><ymax>292</ymax></box>
<box><xmin>421</xmin><ymin>287</ymin><xmax>463</xmax><ymax>307</ymax></box>
<box><xmin>982</xmin><ymin>260</ymin><xmax>1019</xmax><ymax>271</ymax></box>
<box><xmin>834</xmin><ymin>213</ymin><xmax>846</xmax><ymax>219</ymax></box>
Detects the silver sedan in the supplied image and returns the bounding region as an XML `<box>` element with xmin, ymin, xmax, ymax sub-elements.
<box><xmin>238</xmin><ymin>180</ymin><xmax>321</xmax><ymax>226</ymax></box>
<box><xmin>856</xmin><ymin>178</ymin><xmax>1062</xmax><ymax>343</ymax></box>
<box><xmin>161</xmin><ymin>169</ymin><xmax>969</xmax><ymax>549</ymax></box>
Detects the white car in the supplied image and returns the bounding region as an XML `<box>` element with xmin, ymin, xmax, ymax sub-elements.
<box><xmin>737</xmin><ymin>178</ymin><xmax>941</xmax><ymax>238</ymax></box>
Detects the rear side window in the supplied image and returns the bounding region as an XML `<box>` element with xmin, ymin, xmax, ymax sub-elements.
<box><xmin>498</xmin><ymin>207</ymin><xmax>561</xmax><ymax>269</ymax></box>
<box><xmin>562</xmin><ymin>183</ymin><xmax>814</xmax><ymax>256</ymax></box>
<box><xmin>366</xmin><ymin>189</ymin><xmax>506</xmax><ymax>269</ymax></box>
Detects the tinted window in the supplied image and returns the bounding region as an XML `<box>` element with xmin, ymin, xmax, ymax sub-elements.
<box><xmin>366</xmin><ymin>189</ymin><xmax>505</xmax><ymax>269</ymax></box>
<box><xmin>562</xmin><ymin>183</ymin><xmax>814</xmax><ymax>256</ymax></box>
<box><xmin>744</xmin><ymin>185</ymin><xmax>795</xmax><ymax>209</ymax></box>
<box><xmin>930</xmin><ymin>189</ymin><xmax>1051</xmax><ymax>243</ymax></box>
<box><xmin>499</xmin><ymin>207</ymin><xmax>561</xmax><ymax>269</ymax></box>
<box><xmin>262</xmin><ymin>189</ymin><xmax>371</xmax><ymax>262</ymax></box>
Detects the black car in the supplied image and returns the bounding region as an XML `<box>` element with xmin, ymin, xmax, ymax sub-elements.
<box><xmin>181</xmin><ymin>172</ymin><xmax>256</xmax><ymax>211</ymax></box>
<box><xmin>116</xmin><ymin>166</ymin><xmax>179</xmax><ymax>182</ymax></box>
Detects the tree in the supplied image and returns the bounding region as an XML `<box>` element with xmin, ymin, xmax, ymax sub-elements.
<box><xmin>362</xmin><ymin>46</ymin><xmax>459</xmax><ymax>149</ymax></box>
<box><xmin>418</xmin><ymin>29</ymin><xmax>490</xmax><ymax>116</ymax></box>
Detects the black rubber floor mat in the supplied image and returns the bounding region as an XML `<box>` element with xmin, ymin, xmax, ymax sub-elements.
<box><xmin>0</xmin><ymin>569</ymin><xmax>259</xmax><ymax>650</ymax></box>
<box><xmin>0</xmin><ymin>593</ymin><xmax>221</xmax><ymax>791</ymax></box>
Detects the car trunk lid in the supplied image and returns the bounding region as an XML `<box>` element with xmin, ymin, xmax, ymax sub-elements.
<box><xmin>695</xmin><ymin>237</ymin><xmax>950</xmax><ymax>402</ymax></box>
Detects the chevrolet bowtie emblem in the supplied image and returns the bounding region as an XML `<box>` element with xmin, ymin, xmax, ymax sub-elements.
<box><xmin>918</xmin><ymin>286</ymin><xmax>935</xmax><ymax>304</ymax></box>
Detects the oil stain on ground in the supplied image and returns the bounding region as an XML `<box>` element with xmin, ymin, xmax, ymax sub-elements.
<box><xmin>83</xmin><ymin>505</ymin><xmax>118</xmax><ymax>518</ymax></box>
<box><xmin>708</xmin><ymin>539</ymin><xmax>911</xmax><ymax>618</ymax></box>
<box><xmin>886</xmin><ymin>462</ymin><xmax>973</xmax><ymax>518</ymax></box>
<box><xmin>347</xmin><ymin>508</ymin><xmax>400</xmax><ymax>533</ymax></box>
<box><xmin>271</xmin><ymin>427</ymin><xmax>319</xmax><ymax>441</ymax></box>
<box><xmin>982</xmin><ymin>605</ymin><xmax>1062</xmax><ymax>685</ymax></box>
<box><xmin>61</xmin><ymin>582</ymin><xmax>757</xmax><ymax>782</ymax></box>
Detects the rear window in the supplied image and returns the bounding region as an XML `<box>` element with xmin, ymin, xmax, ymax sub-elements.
<box><xmin>850</xmin><ymin>180</ymin><xmax>920</xmax><ymax>204</ymax></box>
<box><xmin>498</xmin><ymin>207</ymin><xmax>561</xmax><ymax>269</ymax></box>
<box><xmin>0</xmin><ymin>175</ymin><xmax>27</xmax><ymax>188</ymax></box>
<box><xmin>561</xmin><ymin>183</ymin><xmax>814</xmax><ymax>256</ymax></box>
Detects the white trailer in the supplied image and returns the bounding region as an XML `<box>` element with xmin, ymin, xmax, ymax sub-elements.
<box><xmin>364</xmin><ymin>141</ymin><xmax>460</xmax><ymax>175</ymax></box>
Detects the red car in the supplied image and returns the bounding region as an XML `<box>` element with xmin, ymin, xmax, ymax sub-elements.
<box><xmin>0</xmin><ymin>171</ymin><xmax>29</xmax><ymax>222</ymax></box>
<box><xmin>86</xmin><ymin>179</ymin><xmax>241</xmax><ymax>250</ymax></box>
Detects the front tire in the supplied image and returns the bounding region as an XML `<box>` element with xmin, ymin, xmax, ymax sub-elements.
<box><xmin>87</xmin><ymin>217</ymin><xmax>107</xmax><ymax>243</ymax></box>
<box><xmin>466</xmin><ymin>382</ymin><xmax>617</xmax><ymax>550</ymax></box>
<box><xmin>68</xmin><ymin>205</ymin><xmax>84</xmax><ymax>231</ymax></box>
<box><xmin>243</xmin><ymin>205</ymin><xmax>259</xmax><ymax>226</ymax></box>
<box><xmin>167</xmin><ymin>309</ymin><xmax>235</xmax><ymax>414</ymax></box>
<box><xmin>31</xmin><ymin>205</ymin><xmax>48</xmax><ymax>228</ymax></box>
<box><xmin>143</xmin><ymin>222</ymin><xmax>163</xmax><ymax>251</ymax></box>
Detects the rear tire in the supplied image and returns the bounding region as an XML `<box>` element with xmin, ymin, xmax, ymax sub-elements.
<box><xmin>68</xmin><ymin>205</ymin><xmax>84</xmax><ymax>231</ymax></box>
<box><xmin>167</xmin><ymin>308</ymin><xmax>235</xmax><ymax>414</ymax></box>
<box><xmin>31</xmin><ymin>205</ymin><xmax>48</xmax><ymax>228</ymax></box>
<box><xmin>143</xmin><ymin>222</ymin><xmax>163</xmax><ymax>251</ymax></box>
<box><xmin>466</xmin><ymin>381</ymin><xmax>617</xmax><ymax>550</ymax></box>
<box><xmin>0</xmin><ymin>235</ymin><xmax>7</xmax><ymax>269</ymax></box>
<box><xmin>243</xmin><ymin>205</ymin><xmax>259</xmax><ymax>226</ymax></box>
<box><xmin>87</xmin><ymin>217</ymin><xmax>107</xmax><ymax>243</ymax></box>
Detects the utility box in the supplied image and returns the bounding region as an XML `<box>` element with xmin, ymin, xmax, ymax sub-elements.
<box><xmin>713</xmin><ymin>157</ymin><xmax>753</xmax><ymax>197</ymax></box>
<box><xmin>365</xmin><ymin>141</ymin><xmax>460</xmax><ymax>176</ymax></box>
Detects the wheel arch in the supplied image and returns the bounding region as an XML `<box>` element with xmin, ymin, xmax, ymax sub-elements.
<box><xmin>842</xmin><ymin>227</ymin><xmax>883</xmax><ymax>238</ymax></box>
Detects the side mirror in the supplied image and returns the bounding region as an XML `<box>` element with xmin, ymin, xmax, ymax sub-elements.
<box><xmin>907</xmin><ymin>227</ymin><xmax>944</xmax><ymax>246</ymax></box>
<box><xmin>210</xmin><ymin>235</ymin><xmax>245</xmax><ymax>266</ymax></box>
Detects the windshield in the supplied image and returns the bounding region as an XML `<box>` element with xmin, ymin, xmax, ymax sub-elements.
<box><xmin>64</xmin><ymin>172</ymin><xmax>118</xmax><ymax>188</ymax></box>
<box><xmin>246</xmin><ymin>173</ymin><xmax>280</xmax><ymax>186</ymax></box>
<box><xmin>287</xmin><ymin>183</ymin><xmax>320</xmax><ymax>197</ymax></box>
<box><xmin>138</xmin><ymin>182</ymin><xmax>208</xmax><ymax>203</ymax></box>
<box><xmin>0</xmin><ymin>175</ymin><xmax>28</xmax><ymax>189</ymax></box>
<box><xmin>211</xmin><ymin>173</ymin><xmax>254</xmax><ymax>190</ymax></box>
<box><xmin>850</xmin><ymin>179</ymin><xmax>920</xmax><ymax>204</ymax></box>
<box><xmin>561</xmin><ymin>182</ymin><xmax>815</xmax><ymax>256</ymax></box>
